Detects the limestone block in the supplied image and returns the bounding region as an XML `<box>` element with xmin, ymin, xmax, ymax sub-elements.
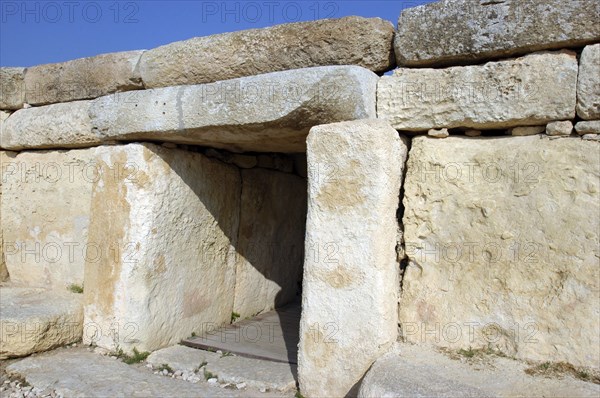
<box><xmin>546</xmin><ymin>121</ymin><xmax>573</xmax><ymax>136</ymax></box>
<box><xmin>0</xmin><ymin>67</ymin><xmax>25</xmax><ymax>110</ymax></box>
<box><xmin>83</xmin><ymin>143</ymin><xmax>241</xmax><ymax>353</ymax></box>
<box><xmin>401</xmin><ymin>135</ymin><xmax>600</xmax><ymax>369</ymax></box>
<box><xmin>140</xmin><ymin>17</ymin><xmax>394</xmax><ymax>88</ymax></box>
<box><xmin>1</xmin><ymin>147</ymin><xmax>100</xmax><ymax>289</ymax></box>
<box><xmin>511</xmin><ymin>126</ymin><xmax>545</xmax><ymax>136</ymax></box>
<box><xmin>0</xmin><ymin>287</ymin><xmax>83</xmax><ymax>359</ymax></box>
<box><xmin>24</xmin><ymin>51</ymin><xmax>144</xmax><ymax>106</ymax></box>
<box><xmin>233</xmin><ymin>169</ymin><xmax>307</xmax><ymax>319</ymax></box>
<box><xmin>298</xmin><ymin>119</ymin><xmax>407</xmax><ymax>397</ymax></box>
<box><xmin>91</xmin><ymin>66</ymin><xmax>378</xmax><ymax>153</ymax></box>
<box><xmin>575</xmin><ymin>121</ymin><xmax>600</xmax><ymax>135</ymax></box>
<box><xmin>378</xmin><ymin>51</ymin><xmax>578</xmax><ymax>131</ymax></box>
<box><xmin>394</xmin><ymin>0</ymin><xmax>600</xmax><ymax>67</ymax></box>
<box><xmin>577</xmin><ymin>44</ymin><xmax>600</xmax><ymax>120</ymax></box>
<box><xmin>1</xmin><ymin>100</ymin><xmax>100</xmax><ymax>150</ymax></box>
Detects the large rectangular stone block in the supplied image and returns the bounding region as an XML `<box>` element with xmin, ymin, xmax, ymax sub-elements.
<box><xmin>24</xmin><ymin>51</ymin><xmax>145</xmax><ymax>106</ymax></box>
<box><xmin>233</xmin><ymin>169</ymin><xmax>307</xmax><ymax>320</ymax></box>
<box><xmin>0</xmin><ymin>67</ymin><xmax>25</xmax><ymax>110</ymax></box>
<box><xmin>378</xmin><ymin>51</ymin><xmax>577</xmax><ymax>131</ymax></box>
<box><xmin>1</xmin><ymin>147</ymin><xmax>100</xmax><ymax>289</ymax></box>
<box><xmin>83</xmin><ymin>143</ymin><xmax>241</xmax><ymax>353</ymax></box>
<box><xmin>298</xmin><ymin>119</ymin><xmax>407</xmax><ymax>397</ymax></box>
<box><xmin>91</xmin><ymin>66</ymin><xmax>378</xmax><ymax>153</ymax></box>
<box><xmin>577</xmin><ymin>44</ymin><xmax>600</xmax><ymax>120</ymax></box>
<box><xmin>140</xmin><ymin>16</ymin><xmax>394</xmax><ymax>89</ymax></box>
<box><xmin>1</xmin><ymin>100</ymin><xmax>100</xmax><ymax>150</ymax></box>
<box><xmin>401</xmin><ymin>136</ymin><xmax>600</xmax><ymax>369</ymax></box>
<box><xmin>395</xmin><ymin>0</ymin><xmax>600</xmax><ymax>67</ymax></box>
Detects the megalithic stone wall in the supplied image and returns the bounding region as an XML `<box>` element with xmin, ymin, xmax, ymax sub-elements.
<box><xmin>400</xmin><ymin>135</ymin><xmax>600</xmax><ymax>368</ymax></box>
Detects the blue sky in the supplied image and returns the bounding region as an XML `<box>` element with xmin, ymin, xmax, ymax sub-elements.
<box><xmin>0</xmin><ymin>0</ymin><xmax>432</xmax><ymax>67</ymax></box>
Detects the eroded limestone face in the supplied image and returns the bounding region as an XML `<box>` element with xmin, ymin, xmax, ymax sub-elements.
<box><xmin>83</xmin><ymin>143</ymin><xmax>241</xmax><ymax>353</ymax></box>
<box><xmin>24</xmin><ymin>51</ymin><xmax>145</xmax><ymax>106</ymax></box>
<box><xmin>401</xmin><ymin>135</ymin><xmax>600</xmax><ymax>369</ymax></box>
<box><xmin>298</xmin><ymin>119</ymin><xmax>407</xmax><ymax>397</ymax></box>
<box><xmin>0</xmin><ymin>67</ymin><xmax>25</xmax><ymax>110</ymax></box>
<box><xmin>577</xmin><ymin>44</ymin><xmax>600</xmax><ymax>120</ymax></box>
<box><xmin>378</xmin><ymin>51</ymin><xmax>578</xmax><ymax>131</ymax></box>
<box><xmin>140</xmin><ymin>16</ymin><xmax>394</xmax><ymax>88</ymax></box>
<box><xmin>394</xmin><ymin>0</ymin><xmax>600</xmax><ymax>67</ymax></box>
<box><xmin>1</xmin><ymin>100</ymin><xmax>99</xmax><ymax>150</ymax></box>
<box><xmin>1</xmin><ymin>147</ymin><xmax>100</xmax><ymax>289</ymax></box>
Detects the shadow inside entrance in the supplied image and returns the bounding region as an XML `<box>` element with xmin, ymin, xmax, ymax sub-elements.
<box><xmin>181</xmin><ymin>300</ymin><xmax>301</xmax><ymax>370</ymax></box>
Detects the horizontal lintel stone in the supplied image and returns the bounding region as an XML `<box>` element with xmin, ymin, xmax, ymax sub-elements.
<box><xmin>90</xmin><ymin>66</ymin><xmax>378</xmax><ymax>153</ymax></box>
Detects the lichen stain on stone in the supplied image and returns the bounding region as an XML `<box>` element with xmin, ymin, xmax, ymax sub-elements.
<box><xmin>84</xmin><ymin>151</ymin><xmax>130</xmax><ymax>316</ymax></box>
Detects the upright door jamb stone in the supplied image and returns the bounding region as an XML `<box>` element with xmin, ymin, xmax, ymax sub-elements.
<box><xmin>298</xmin><ymin>119</ymin><xmax>407</xmax><ymax>397</ymax></box>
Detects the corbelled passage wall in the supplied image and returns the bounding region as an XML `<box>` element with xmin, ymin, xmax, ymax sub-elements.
<box><xmin>1</xmin><ymin>1</ymin><xmax>599</xmax><ymax>397</ymax></box>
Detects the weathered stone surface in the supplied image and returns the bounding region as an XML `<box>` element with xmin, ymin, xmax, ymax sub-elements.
<box><xmin>233</xmin><ymin>169</ymin><xmax>306</xmax><ymax>319</ymax></box>
<box><xmin>394</xmin><ymin>0</ymin><xmax>600</xmax><ymax>67</ymax></box>
<box><xmin>582</xmin><ymin>134</ymin><xmax>600</xmax><ymax>141</ymax></box>
<box><xmin>0</xmin><ymin>287</ymin><xmax>83</xmax><ymax>359</ymax></box>
<box><xmin>378</xmin><ymin>51</ymin><xmax>577</xmax><ymax>131</ymax></box>
<box><xmin>577</xmin><ymin>44</ymin><xmax>600</xmax><ymax>120</ymax></box>
<box><xmin>83</xmin><ymin>143</ymin><xmax>241</xmax><ymax>353</ymax></box>
<box><xmin>358</xmin><ymin>347</ymin><xmax>485</xmax><ymax>398</ymax></box>
<box><xmin>1</xmin><ymin>100</ymin><xmax>100</xmax><ymax>150</ymax></box>
<box><xmin>575</xmin><ymin>121</ymin><xmax>600</xmax><ymax>135</ymax></box>
<box><xmin>401</xmin><ymin>136</ymin><xmax>600</xmax><ymax>368</ymax></box>
<box><xmin>24</xmin><ymin>51</ymin><xmax>144</xmax><ymax>106</ymax></box>
<box><xmin>358</xmin><ymin>343</ymin><xmax>600</xmax><ymax>398</ymax></box>
<box><xmin>510</xmin><ymin>126</ymin><xmax>545</xmax><ymax>136</ymax></box>
<box><xmin>6</xmin><ymin>350</ymin><xmax>279</xmax><ymax>398</ymax></box>
<box><xmin>428</xmin><ymin>128</ymin><xmax>449</xmax><ymax>138</ymax></box>
<box><xmin>1</xmin><ymin>147</ymin><xmax>99</xmax><ymax>289</ymax></box>
<box><xmin>91</xmin><ymin>66</ymin><xmax>378</xmax><ymax>153</ymax></box>
<box><xmin>0</xmin><ymin>150</ymin><xmax>9</xmax><ymax>283</ymax></box>
<box><xmin>546</xmin><ymin>120</ymin><xmax>573</xmax><ymax>136</ymax></box>
<box><xmin>204</xmin><ymin>353</ymin><xmax>297</xmax><ymax>392</ymax></box>
<box><xmin>0</xmin><ymin>67</ymin><xmax>25</xmax><ymax>110</ymax></box>
<box><xmin>140</xmin><ymin>17</ymin><xmax>394</xmax><ymax>89</ymax></box>
<box><xmin>147</xmin><ymin>345</ymin><xmax>215</xmax><ymax>372</ymax></box>
<box><xmin>299</xmin><ymin>119</ymin><xmax>407</xmax><ymax>397</ymax></box>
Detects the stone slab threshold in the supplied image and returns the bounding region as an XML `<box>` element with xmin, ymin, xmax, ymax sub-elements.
<box><xmin>182</xmin><ymin>301</ymin><xmax>301</xmax><ymax>365</ymax></box>
<box><xmin>6</xmin><ymin>349</ymin><xmax>292</xmax><ymax>398</ymax></box>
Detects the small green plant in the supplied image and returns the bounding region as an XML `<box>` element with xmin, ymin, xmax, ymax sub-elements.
<box><xmin>158</xmin><ymin>363</ymin><xmax>173</xmax><ymax>373</ymax></box>
<box><xmin>195</xmin><ymin>360</ymin><xmax>208</xmax><ymax>372</ymax></box>
<box><xmin>67</xmin><ymin>283</ymin><xmax>84</xmax><ymax>294</ymax></box>
<box><xmin>116</xmin><ymin>347</ymin><xmax>150</xmax><ymax>364</ymax></box>
<box><xmin>221</xmin><ymin>351</ymin><xmax>233</xmax><ymax>358</ymax></box>
<box><xmin>231</xmin><ymin>312</ymin><xmax>240</xmax><ymax>322</ymax></box>
<box><xmin>295</xmin><ymin>391</ymin><xmax>305</xmax><ymax>398</ymax></box>
<box><xmin>458</xmin><ymin>347</ymin><xmax>476</xmax><ymax>358</ymax></box>
<box><xmin>204</xmin><ymin>368</ymin><xmax>216</xmax><ymax>380</ymax></box>
<box><xmin>191</xmin><ymin>332</ymin><xmax>197</xmax><ymax>337</ymax></box>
